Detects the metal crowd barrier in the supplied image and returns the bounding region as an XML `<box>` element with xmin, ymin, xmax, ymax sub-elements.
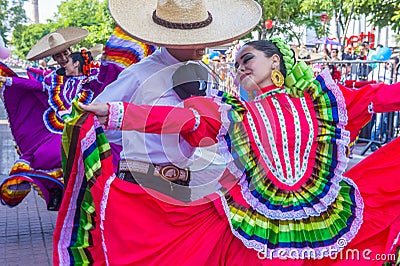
<box><xmin>316</xmin><ymin>60</ymin><xmax>400</xmax><ymax>154</ymax></box>
<box><xmin>208</xmin><ymin>60</ymin><xmax>400</xmax><ymax>155</ymax></box>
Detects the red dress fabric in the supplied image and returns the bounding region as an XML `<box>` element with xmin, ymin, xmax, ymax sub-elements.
<box><xmin>55</xmin><ymin>70</ymin><xmax>400</xmax><ymax>265</ymax></box>
<box><xmin>340</xmin><ymin>81</ymin><xmax>400</xmax><ymax>143</ymax></box>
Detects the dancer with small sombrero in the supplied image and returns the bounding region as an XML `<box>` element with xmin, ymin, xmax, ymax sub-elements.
<box><xmin>0</xmin><ymin>27</ymin><xmax>90</xmax><ymax>211</ymax></box>
<box><xmin>0</xmin><ymin>26</ymin><xmax>155</xmax><ymax>211</ymax></box>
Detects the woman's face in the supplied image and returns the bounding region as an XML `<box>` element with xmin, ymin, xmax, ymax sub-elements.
<box><xmin>64</xmin><ymin>57</ymin><xmax>79</xmax><ymax>76</ymax></box>
<box><xmin>235</xmin><ymin>45</ymin><xmax>278</xmax><ymax>92</ymax></box>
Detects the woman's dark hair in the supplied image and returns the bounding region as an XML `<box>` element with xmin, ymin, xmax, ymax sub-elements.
<box><xmin>69</xmin><ymin>51</ymin><xmax>93</xmax><ymax>74</ymax></box>
<box><xmin>243</xmin><ymin>40</ymin><xmax>288</xmax><ymax>77</ymax></box>
<box><xmin>57</xmin><ymin>50</ymin><xmax>94</xmax><ymax>76</ymax></box>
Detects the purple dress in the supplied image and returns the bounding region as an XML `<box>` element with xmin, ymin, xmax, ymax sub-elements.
<box><xmin>0</xmin><ymin>67</ymin><xmax>110</xmax><ymax>210</ymax></box>
<box><xmin>0</xmin><ymin>25</ymin><xmax>156</xmax><ymax>210</ymax></box>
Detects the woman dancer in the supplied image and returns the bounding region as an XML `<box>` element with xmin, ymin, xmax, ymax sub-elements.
<box><xmin>0</xmin><ymin>26</ymin><xmax>155</xmax><ymax>211</ymax></box>
<box><xmin>0</xmin><ymin>49</ymin><xmax>101</xmax><ymax>211</ymax></box>
<box><xmin>63</xmin><ymin>38</ymin><xmax>400</xmax><ymax>265</ymax></box>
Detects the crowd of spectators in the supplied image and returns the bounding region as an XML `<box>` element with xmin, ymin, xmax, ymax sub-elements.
<box><xmin>300</xmin><ymin>41</ymin><xmax>400</xmax><ymax>85</ymax></box>
<box><xmin>2</xmin><ymin>57</ymin><xmax>33</xmax><ymax>70</ymax></box>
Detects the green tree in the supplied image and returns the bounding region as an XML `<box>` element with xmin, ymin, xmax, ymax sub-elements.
<box><xmin>11</xmin><ymin>0</ymin><xmax>115</xmax><ymax>59</ymax></box>
<box><xmin>301</xmin><ymin>0</ymin><xmax>400</xmax><ymax>47</ymax></box>
<box><xmin>11</xmin><ymin>23</ymin><xmax>56</xmax><ymax>58</ymax></box>
<box><xmin>300</xmin><ymin>0</ymin><xmax>358</xmax><ymax>46</ymax></box>
<box><xmin>52</xmin><ymin>0</ymin><xmax>115</xmax><ymax>48</ymax></box>
<box><xmin>356</xmin><ymin>0</ymin><xmax>400</xmax><ymax>33</ymax></box>
<box><xmin>255</xmin><ymin>0</ymin><xmax>307</xmax><ymax>44</ymax></box>
<box><xmin>0</xmin><ymin>0</ymin><xmax>28</xmax><ymax>42</ymax></box>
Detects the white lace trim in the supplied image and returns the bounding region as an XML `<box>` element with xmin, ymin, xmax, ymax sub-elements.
<box><xmin>213</xmin><ymin>97</ymin><xmax>244</xmax><ymax>179</ymax></box>
<box><xmin>298</xmin><ymin>97</ymin><xmax>314</xmax><ymax>178</ymax></box>
<box><xmin>57</xmin><ymin>150</ymin><xmax>86</xmax><ymax>265</ymax></box>
<box><xmin>100</xmin><ymin>174</ymin><xmax>116</xmax><ymax>266</ymax></box>
<box><xmin>188</xmin><ymin>108</ymin><xmax>200</xmax><ymax>132</ymax></box>
<box><xmin>220</xmin><ymin>177</ymin><xmax>364</xmax><ymax>259</ymax></box>
<box><xmin>238</xmin><ymin>175</ymin><xmax>342</xmax><ymax>220</ymax></box>
<box><xmin>81</xmin><ymin>126</ymin><xmax>97</xmax><ymax>151</ymax></box>
<box><xmin>320</xmin><ymin>69</ymin><xmax>350</xmax><ymax>178</ymax></box>
<box><xmin>238</xmin><ymin>69</ymin><xmax>352</xmax><ymax>219</ymax></box>
<box><xmin>107</xmin><ymin>102</ymin><xmax>124</xmax><ymax>130</ymax></box>
<box><xmin>320</xmin><ymin>69</ymin><xmax>348</xmax><ymax>128</ymax></box>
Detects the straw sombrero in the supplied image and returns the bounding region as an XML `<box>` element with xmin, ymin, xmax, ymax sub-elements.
<box><xmin>27</xmin><ymin>27</ymin><xmax>89</xmax><ymax>61</ymax></box>
<box><xmin>109</xmin><ymin>0</ymin><xmax>262</xmax><ymax>48</ymax></box>
<box><xmin>47</xmin><ymin>58</ymin><xmax>58</xmax><ymax>66</ymax></box>
<box><xmin>80</xmin><ymin>44</ymin><xmax>104</xmax><ymax>58</ymax></box>
<box><xmin>294</xmin><ymin>47</ymin><xmax>324</xmax><ymax>63</ymax></box>
<box><xmin>89</xmin><ymin>44</ymin><xmax>104</xmax><ymax>58</ymax></box>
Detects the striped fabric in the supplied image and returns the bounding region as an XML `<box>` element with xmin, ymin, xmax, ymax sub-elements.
<box><xmin>0</xmin><ymin>61</ymin><xmax>17</xmax><ymax>77</ymax></box>
<box><xmin>216</xmin><ymin>69</ymin><xmax>363</xmax><ymax>258</ymax></box>
<box><xmin>103</xmin><ymin>26</ymin><xmax>157</xmax><ymax>68</ymax></box>
<box><xmin>0</xmin><ymin>160</ymin><xmax>64</xmax><ymax>207</ymax></box>
<box><xmin>0</xmin><ymin>175</ymin><xmax>32</xmax><ymax>207</ymax></box>
<box><xmin>54</xmin><ymin>109</ymin><xmax>114</xmax><ymax>265</ymax></box>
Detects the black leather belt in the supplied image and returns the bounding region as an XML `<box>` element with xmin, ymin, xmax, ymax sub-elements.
<box><xmin>117</xmin><ymin>160</ymin><xmax>191</xmax><ymax>202</ymax></box>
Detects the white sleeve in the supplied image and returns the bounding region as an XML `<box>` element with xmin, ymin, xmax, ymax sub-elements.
<box><xmin>94</xmin><ymin>65</ymin><xmax>140</xmax><ymax>103</ymax></box>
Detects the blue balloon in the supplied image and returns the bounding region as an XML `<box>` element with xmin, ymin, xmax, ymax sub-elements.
<box><xmin>375</xmin><ymin>47</ymin><xmax>392</xmax><ymax>60</ymax></box>
<box><xmin>208</xmin><ymin>51</ymin><xmax>221</xmax><ymax>60</ymax></box>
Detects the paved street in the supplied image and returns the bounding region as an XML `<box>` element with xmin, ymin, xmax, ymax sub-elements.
<box><xmin>0</xmin><ymin>98</ymin><xmax>57</xmax><ymax>266</ymax></box>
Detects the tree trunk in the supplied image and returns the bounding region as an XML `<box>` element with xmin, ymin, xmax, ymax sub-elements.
<box><xmin>30</xmin><ymin>0</ymin><xmax>39</xmax><ymax>24</ymax></box>
<box><xmin>342</xmin><ymin>4</ymin><xmax>355</xmax><ymax>47</ymax></box>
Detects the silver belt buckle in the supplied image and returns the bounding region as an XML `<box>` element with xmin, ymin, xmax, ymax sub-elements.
<box><xmin>154</xmin><ymin>165</ymin><xmax>189</xmax><ymax>182</ymax></box>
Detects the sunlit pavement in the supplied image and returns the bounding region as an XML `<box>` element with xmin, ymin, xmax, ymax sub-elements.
<box><xmin>0</xmin><ymin>99</ymin><xmax>56</xmax><ymax>266</ymax></box>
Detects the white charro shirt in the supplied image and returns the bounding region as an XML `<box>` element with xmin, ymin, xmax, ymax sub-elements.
<box><xmin>95</xmin><ymin>47</ymin><xmax>209</xmax><ymax>169</ymax></box>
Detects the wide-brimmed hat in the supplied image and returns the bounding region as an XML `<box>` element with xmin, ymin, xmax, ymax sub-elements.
<box><xmin>109</xmin><ymin>0</ymin><xmax>262</xmax><ymax>48</ymax></box>
<box><xmin>89</xmin><ymin>44</ymin><xmax>104</xmax><ymax>58</ymax></box>
<box><xmin>47</xmin><ymin>58</ymin><xmax>58</xmax><ymax>66</ymax></box>
<box><xmin>294</xmin><ymin>47</ymin><xmax>324</xmax><ymax>62</ymax></box>
<box><xmin>27</xmin><ymin>27</ymin><xmax>89</xmax><ymax>61</ymax></box>
<box><xmin>80</xmin><ymin>44</ymin><xmax>104</xmax><ymax>58</ymax></box>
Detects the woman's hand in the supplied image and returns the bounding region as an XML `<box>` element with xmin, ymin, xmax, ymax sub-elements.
<box><xmin>79</xmin><ymin>102</ymin><xmax>109</xmax><ymax>125</ymax></box>
<box><xmin>0</xmin><ymin>76</ymin><xmax>7</xmax><ymax>83</ymax></box>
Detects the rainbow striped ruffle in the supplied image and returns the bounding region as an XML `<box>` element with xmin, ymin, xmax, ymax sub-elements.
<box><xmin>103</xmin><ymin>26</ymin><xmax>157</xmax><ymax>68</ymax></box>
<box><xmin>0</xmin><ymin>160</ymin><xmax>64</xmax><ymax>207</ymax></box>
<box><xmin>0</xmin><ymin>62</ymin><xmax>17</xmax><ymax>77</ymax></box>
<box><xmin>215</xmin><ymin>69</ymin><xmax>363</xmax><ymax>258</ymax></box>
<box><xmin>54</xmin><ymin>107</ymin><xmax>114</xmax><ymax>265</ymax></box>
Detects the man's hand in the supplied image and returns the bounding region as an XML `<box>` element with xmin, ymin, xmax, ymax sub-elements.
<box><xmin>79</xmin><ymin>102</ymin><xmax>109</xmax><ymax>125</ymax></box>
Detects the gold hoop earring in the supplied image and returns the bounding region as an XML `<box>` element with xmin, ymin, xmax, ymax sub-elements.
<box><xmin>271</xmin><ymin>69</ymin><xmax>284</xmax><ymax>87</ymax></box>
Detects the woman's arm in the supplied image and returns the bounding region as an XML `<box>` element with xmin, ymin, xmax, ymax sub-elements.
<box><xmin>340</xmin><ymin>81</ymin><xmax>400</xmax><ymax>142</ymax></box>
<box><xmin>0</xmin><ymin>76</ymin><xmax>44</xmax><ymax>91</ymax></box>
<box><xmin>367</xmin><ymin>82</ymin><xmax>400</xmax><ymax>113</ymax></box>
